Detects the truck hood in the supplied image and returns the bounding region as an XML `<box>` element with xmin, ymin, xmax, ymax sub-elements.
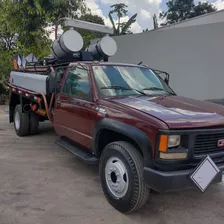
<box><xmin>109</xmin><ymin>95</ymin><xmax>224</xmax><ymax>129</ymax></box>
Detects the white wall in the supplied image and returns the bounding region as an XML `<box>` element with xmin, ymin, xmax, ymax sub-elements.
<box><xmin>109</xmin><ymin>22</ymin><xmax>224</xmax><ymax>101</ymax></box>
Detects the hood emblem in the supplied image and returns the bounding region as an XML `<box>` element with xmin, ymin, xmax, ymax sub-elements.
<box><xmin>217</xmin><ymin>139</ymin><xmax>224</xmax><ymax>147</ymax></box>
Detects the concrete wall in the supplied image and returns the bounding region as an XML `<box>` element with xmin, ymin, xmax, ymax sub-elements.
<box><xmin>109</xmin><ymin>22</ymin><xmax>224</xmax><ymax>101</ymax></box>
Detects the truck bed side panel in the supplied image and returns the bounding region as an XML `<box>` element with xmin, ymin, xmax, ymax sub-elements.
<box><xmin>10</xmin><ymin>71</ymin><xmax>49</xmax><ymax>94</ymax></box>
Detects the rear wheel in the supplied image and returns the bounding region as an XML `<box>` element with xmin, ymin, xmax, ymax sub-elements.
<box><xmin>99</xmin><ymin>141</ymin><xmax>149</xmax><ymax>213</ymax></box>
<box><xmin>29</xmin><ymin>112</ymin><xmax>39</xmax><ymax>135</ymax></box>
<box><xmin>14</xmin><ymin>105</ymin><xmax>29</xmax><ymax>137</ymax></box>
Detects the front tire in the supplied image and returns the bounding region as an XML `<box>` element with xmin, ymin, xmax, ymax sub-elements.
<box><xmin>14</xmin><ymin>105</ymin><xmax>29</xmax><ymax>137</ymax></box>
<box><xmin>99</xmin><ymin>141</ymin><xmax>149</xmax><ymax>213</ymax></box>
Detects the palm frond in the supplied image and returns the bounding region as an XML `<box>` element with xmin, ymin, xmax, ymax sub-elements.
<box><xmin>120</xmin><ymin>13</ymin><xmax>137</xmax><ymax>35</ymax></box>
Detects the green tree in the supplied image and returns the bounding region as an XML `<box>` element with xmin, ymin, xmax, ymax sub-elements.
<box><xmin>160</xmin><ymin>0</ymin><xmax>216</xmax><ymax>26</ymax></box>
<box><xmin>11</xmin><ymin>0</ymin><xmax>87</xmax><ymax>44</ymax></box>
<box><xmin>0</xmin><ymin>0</ymin><xmax>49</xmax><ymax>83</ymax></box>
<box><xmin>0</xmin><ymin>0</ymin><xmax>18</xmax><ymax>50</ymax></box>
<box><xmin>47</xmin><ymin>0</ymin><xmax>87</xmax><ymax>39</ymax></box>
<box><xmin>109</xmin><ymin>3</ymin><xmax>137</xmax><ymax>35</ymax></box>
<box><xmin>191</xmin><ymin>2</ymin><xmax>216</xmax><ymax>18</ymax></box>
<box><xmin>0</xmin><ymin>1</ymin><xmax>18</xmax><ymax>82</ymax></box>
<box><xmin>12</xmin><ymin>1</ymin><xmax>48</xmax><ymax>42</ymax></box>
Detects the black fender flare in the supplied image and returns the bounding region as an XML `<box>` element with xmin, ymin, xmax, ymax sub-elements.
<box><xmin>93</xmin><ymin>118</ymin><xmax>152</xmax><ymax>160</ymax></box>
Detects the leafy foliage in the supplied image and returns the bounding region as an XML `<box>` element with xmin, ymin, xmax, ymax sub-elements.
<box><xmin>109</xmin><ymin>4</ymin><xmax>137</xmax><ymax>35</ymax></box>
<box><xmin>191</xmin><ymin>2</ymin><xmax>216</xmax><ymax>17</ymax></box>
<box><xmin>160</xmin><ymin>0</ymin><xmax>216</xmax><ymax>26</ymax></box>
<box><xmin>0</xmin><ymin>48</ymin><xmax>14</xmax><ymax>82</ymax></box>
<box><xmin>0</xmin><ymin>1</ymin><xmax>18</xmax><ymax>50</ymax></box>
<box><xmin>46</xmin><ymin>0</ymin><xmax>87</xmax><ymax>39</ymax></box>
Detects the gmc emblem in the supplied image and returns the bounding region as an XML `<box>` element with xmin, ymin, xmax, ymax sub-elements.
<box><xmin>217</xmin><ymin>139</ymin><xmax>224</xmax><ymax>147</ymax></box>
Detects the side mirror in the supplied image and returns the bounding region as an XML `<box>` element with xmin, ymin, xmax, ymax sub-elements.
<box><xmin>152</xmin><ymin>69</ymin><xmax>170</xmax><ymax>85</ymax></box>
<box><xmin>164</xmin><ymin>76</ymin><xmax>169</xmax><ymax>85</ymax></box>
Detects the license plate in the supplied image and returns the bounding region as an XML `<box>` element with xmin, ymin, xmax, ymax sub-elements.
<box><xmin>190</xmin><ymin>156</ymin><xmax>220</xmax><ymax>192</ymax></box>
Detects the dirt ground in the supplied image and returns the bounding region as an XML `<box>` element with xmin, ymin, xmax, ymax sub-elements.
<box><xmin>0</xmin><ymin>106</ymin><xmax>224</xmax><ymax>224</ymax></box>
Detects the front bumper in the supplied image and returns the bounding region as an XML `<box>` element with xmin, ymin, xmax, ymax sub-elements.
<box><xmin>144</xmin><ymin>164</ymin><xmax>224</xmax><ymax>192</ymax></box>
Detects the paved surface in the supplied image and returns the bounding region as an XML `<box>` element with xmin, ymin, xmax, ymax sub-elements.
<box><xmin>0</xmin><ymin>106</ymin><xmax>224</xmax><ymax>224</ymax></box>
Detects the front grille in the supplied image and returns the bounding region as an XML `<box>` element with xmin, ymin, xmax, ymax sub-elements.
<box><xmin>194</xmin><ymin>133</ymin><xmax>224</xmax><ymax>155</ymax></box>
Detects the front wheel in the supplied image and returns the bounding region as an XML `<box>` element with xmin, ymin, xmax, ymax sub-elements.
<box><xmin>99</xmin><ymin>141</ymin><xmax>149</xmax><ymax>213</ymax></box>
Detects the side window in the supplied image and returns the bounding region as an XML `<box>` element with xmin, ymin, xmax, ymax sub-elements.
<box><xmin>62</xmin><ymin>67</ymin><xmax>91</xmax><ymax>100</ymax></box>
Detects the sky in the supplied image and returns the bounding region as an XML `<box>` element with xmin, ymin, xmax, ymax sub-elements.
<box><xmin>85</xmin><ymin>0</ymin><xmax>224</xmax><ymax>32</ymax></box>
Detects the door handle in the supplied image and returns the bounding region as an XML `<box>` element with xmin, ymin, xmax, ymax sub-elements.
<box><xmin>69</xmin><ymin>99</ymin><xmax>80</xmax><ymax>105</ymax></box>
<box><xmin>56</xmin><ymin>101</ymin><xmax>61</xmax><ymax>106</ymax></box>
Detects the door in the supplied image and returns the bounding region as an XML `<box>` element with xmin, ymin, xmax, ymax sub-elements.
<box><xmin>54</xmin><ymin>67</ymin><xmax>71</xmax><ymax>138</ymax></box>
<box><xmin>54</xmin><ymin>65</ymin><xmax>97</xmax><ymax>149</ymax></box>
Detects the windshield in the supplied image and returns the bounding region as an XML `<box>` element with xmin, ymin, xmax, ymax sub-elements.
<box><xmin>92</xmin><ymin>65</ymin><xmax>175</xmax><ymax>97</ymax></box>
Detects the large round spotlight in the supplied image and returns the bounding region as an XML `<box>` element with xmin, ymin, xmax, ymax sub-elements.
<box><xmin>51</xmin><ymin>29</ymin><xmax>84</xmax><ymax>59</ymax></box>
<box><xmin>86</xmin><ymin>36</ymin><xmax>117</xmax><ymax>60</ymax></box>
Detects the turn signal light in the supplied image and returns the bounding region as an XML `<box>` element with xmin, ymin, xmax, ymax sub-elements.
<box><xmin>34</xmin><ymin>96</ymin><xmax>41</xmax><ymax>103</ymax></box>
<box><xmin>158</xmin><ymin>135</ymin><xmax>168</xmax><ymax>152</ymax></box>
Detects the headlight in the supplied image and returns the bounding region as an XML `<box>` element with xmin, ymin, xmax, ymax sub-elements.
<box><xmin>168</xmin><ymin>135</ymin><xmax>181</xmax><ymax>148</ymax></box>
<box><xmin>159</xmin><ymin>135</ymin><xmax>181</xmax><ymax>152</ymax></box>
<box><xmin>158</xmin><ymin>134</ymin><xmax>185</xmax><ymax>160</ymax></box>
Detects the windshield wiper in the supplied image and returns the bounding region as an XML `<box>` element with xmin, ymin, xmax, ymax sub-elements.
<box><xmin>142</xmin><ymin>87</ymin><xmax>165</xmax><ymax>91</ymax></box>
<box><xmin>100</xmin><ymin>85</ymin><xmax>147</xmax><ymax>96</ymax></box>
<box><xmin>142</xmin><ymin>87</ymin><xmax>175</xmax><ymax>95</ymax></box>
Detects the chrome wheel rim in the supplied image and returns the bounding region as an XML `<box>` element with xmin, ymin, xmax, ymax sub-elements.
<box><xmin>105</xmin><ymin>157</ymin><xmax>129</xmax><ymax>198</ymax></box>
<box><xmin>15</xmin><ymin>111</ymin><xmax>20</xmax><ymax>130</ymax></box>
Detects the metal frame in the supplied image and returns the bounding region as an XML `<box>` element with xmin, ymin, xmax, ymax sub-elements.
<box><xmin>61</xmin><ymin>18</ymin><xmax>114</xmax><ymax>34</ymax></box>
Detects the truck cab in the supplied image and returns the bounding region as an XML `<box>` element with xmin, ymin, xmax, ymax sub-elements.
<box><xmin>51</xmin><ymin>61</ymin><xmax>224</xmax><ymax>212</ymax></box>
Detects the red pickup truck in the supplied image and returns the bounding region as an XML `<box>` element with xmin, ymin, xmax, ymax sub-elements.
<box><xmin>8</xmin><ymin>61</ymin><xmax>224</xmax><ymax>213</ymax></box>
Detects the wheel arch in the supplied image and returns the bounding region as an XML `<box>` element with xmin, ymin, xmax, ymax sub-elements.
<box><xmin>93</xmin><ymin>118</ymin><xmax>152</xmax><ymax>160</ymax></box>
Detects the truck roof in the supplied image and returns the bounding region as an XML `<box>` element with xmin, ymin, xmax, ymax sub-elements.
<box><xmin>71</xmin><ymin>61</ymin><xmax>147</xmax><ymax>68</ymax></box>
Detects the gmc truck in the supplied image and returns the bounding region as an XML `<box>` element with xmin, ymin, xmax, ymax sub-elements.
<box><xmin>7</xmin><ymin>19</ymin><xmax>224</xmax><ymax>213</ymax></box>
